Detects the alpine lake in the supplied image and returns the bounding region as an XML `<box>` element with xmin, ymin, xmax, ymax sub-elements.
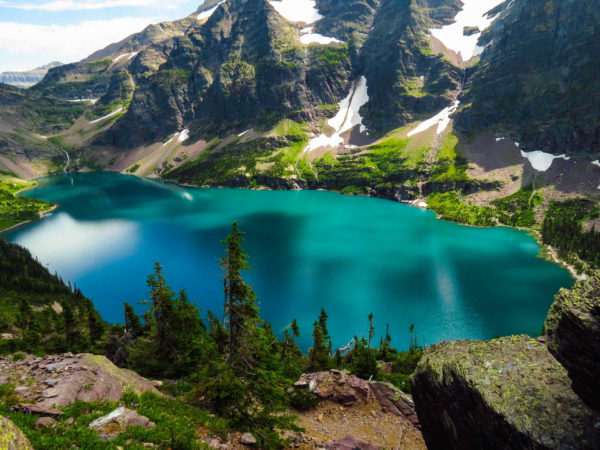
<box><xmin>3</xmin><ymin>172</ymin><xmax>573</xmax><ymax>350</ymax></box>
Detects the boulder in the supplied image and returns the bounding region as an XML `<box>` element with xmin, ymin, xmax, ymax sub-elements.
<box><xmin>240</xmin><ymin>432</ymin><xmax>256</xmax><ymax>445</ymax></box>
<box><xmin>324</xmin><ymin>435</ymin><xmax>379</xmax><ymax>450</ymax></box>
<box><xmin>34</xmin><ymin>417</ymin><xmax>56</xmax><ymax>429</ymax></box>
<box><xmin>0</xmin><ymin>416</ymin><xmax>34</xmax><ymax>449</ymax></box>
<box><xmin>89</xmin><ymin>407</ymin><xmax>154</xmax><ymax>440</ymax></box>
<box><xmin>295</xmin><ymin>370</ymin><xmax>371</xmax><ymax>407</ymax></box>
<box><xmin>0</xmin><ymin>353</ymin><xmax>161</xmax><ymax>412</ymax></box>
<box><xmin>412</xmin><ymin>336</ymin><xmax>600</xmax><ymax>450</ymax></box>
<box><xmin>545</xmin><ymin>274</ymin><xmax>600</xmax><ymax>411</ymax></box>
<box><xmin>369</xmin><ymin>382</ymin><xmax>420</xmax><ymax>429</ymax></box>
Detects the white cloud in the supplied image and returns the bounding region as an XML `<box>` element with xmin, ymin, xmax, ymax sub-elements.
<box><xmin>0</xmin><ymin>17</ymin><xmax>156</xmax><ymax>71</ymax></box>
<box><xmin>0</xmin><ymin>0</ymin><xmax>180</xmax><ymax>11</ymax></box>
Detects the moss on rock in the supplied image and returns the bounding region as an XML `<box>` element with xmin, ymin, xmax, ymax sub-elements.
<box><xmin>545</xmin><ymin>273</ymin><xmax>600</xmax><ymax>412</ymax></box>
<box><xmin>0</xmin><ymin>416</ymin><xmax>33</xmax><ymax>450</ymax></box>
<box><xmin>412</xmin><ymin>335</ymin><xmax>600</xmax><ymax>449</ymax></box>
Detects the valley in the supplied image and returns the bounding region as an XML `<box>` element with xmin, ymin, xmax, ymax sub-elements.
<box><xmin>0</xmin><ymin>0</ymin><xmax>599</xmax><ymax>448</ymax></box>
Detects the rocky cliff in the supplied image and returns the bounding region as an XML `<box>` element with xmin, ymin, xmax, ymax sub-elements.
<box><xmin>412</xmin><ymin>335</ymin><xmax>600</xmax><ymax>449</ymax></box>
<box><xmin>545</xmin><ymin>274</ymin><xmax>600</xmax><ymax>412</ymax></box>
<box><xmin>457</xmin><ymin>0</ymin><xmax>600</xmax><ymax>157</ymax></box>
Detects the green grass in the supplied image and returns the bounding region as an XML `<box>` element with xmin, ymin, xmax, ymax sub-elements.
<box><xmin>0</xmin><ymin>387</ymin><xmax>230</xmax><ymax>449</ymax></box>
<box><xmin>427</xmin><ymin>192</ymin><xmax>496</xmax><ymax>227</ymax></box>
<box><xmin>492</xmin><ymin>187</ymin><xmax>543</xmax><ymax>228</ymax></box>
<box><xmin>0</xmin><ymin>175</ymin><xmax>52</xmax><ymax>232</ymax></box>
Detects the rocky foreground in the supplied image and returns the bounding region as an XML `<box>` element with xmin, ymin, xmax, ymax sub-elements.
<box><xmin>0</xmin><ymin>352</ymin><xmax>160</xmax><ymax>415</ymax></box>
<box><xmin>412</xmin><ymin>275</ymin><xmax>600</xmax><ymax>450</ymax></box>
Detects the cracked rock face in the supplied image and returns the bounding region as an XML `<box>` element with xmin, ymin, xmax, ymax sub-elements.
<box><xmin>545</xmin><ymin>274</ymin><xmax>600</xmax><ymax>412</ymax></box>
<box><xmin>411</xmin><ymin>336</ymin><xmax>600</xmax><ymax>450</ymax></box>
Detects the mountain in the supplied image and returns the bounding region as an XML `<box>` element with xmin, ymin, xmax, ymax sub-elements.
<box><xmin>456</xmin><ymin>0</ymin><xmax>600</xmax><ymax>157</ymax></box>
<box><xmin>0</xmin><ymin>62</ymin><xmax>62</xmax><ymax>89</ymax></box>
<box><xmin>0</xmin><ymin>0</ymin><xmax>598</xmax><ymax>237</ymax></box>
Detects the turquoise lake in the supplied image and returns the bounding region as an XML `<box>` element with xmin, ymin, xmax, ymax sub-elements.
<box><xmin>3</xmin><ymin>172</ymin><xmax>573</xmax><ymax>350</ymax></box>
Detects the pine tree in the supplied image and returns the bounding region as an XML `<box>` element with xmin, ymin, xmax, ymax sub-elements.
<box><xmin>124</xmin><ymin>302</ymin><xmax>142</xmax><ymax>338</ymax></box>
<box><xmin>368</xmin><ymin>312</ymin><xmax>375</xmax><ymax>348</ymax></box>
<box><xmin>307</xmin><ymin>309</ymin><xmax>332</xmax><ymax>371</ymax></box>
<box><xmin>221</xmin><ymin>221</ymin><xmax>260</xmax><ymax>372</ymax></box>
<box><xmin>147</xmin><ymin>262</ymin><xmax>176</xmax><ymax>356</ymax></box>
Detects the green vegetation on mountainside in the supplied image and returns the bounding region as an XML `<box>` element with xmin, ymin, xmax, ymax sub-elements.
<box><xmin>542</xmin><ymin>199</ymin><xmax>600</xmax><ymax>272</ymax></box>
<box><xmin>0</xmin><ymin>174</ymin><xmax>52</xmax><ymax>231</ymax></box>
<box><xmin>0</xmin><ymin>239</ymin><xmax>106</xmax><ymax>355</ymax></box>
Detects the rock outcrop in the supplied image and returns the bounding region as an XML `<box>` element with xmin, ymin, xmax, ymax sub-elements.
<box><xmin>545</xmin><ymin>274</ymin><xmax>600</xmax><ymax>412</ymax></box>
<box><xmin>411</xmin><ymin>336</ymin><xmax>600</xmax><ymax>450</ymax></box>
<box><xmin>0</xmin><ymin>416</ymin><xmax>33</xmax><ymax>450</ymax></box>
<box><xmin>88</xmin><ymin>407</ymin><xmax>154</xmax><ymax>440</ymax></box>
<box><xmin>295</xmin><ymin>370</ymin><xmax>420</xmax><ymax>428</ymax></box>
<box><xmin>0</xmin><ymin>353</ymin><xmax>161</xmax><ymax>413</ymax></box>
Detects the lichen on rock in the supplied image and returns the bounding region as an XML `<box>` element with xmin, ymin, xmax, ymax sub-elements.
<box><xmin>545</xmin><ymin>273</ymin><xmax>600</xmax><ymax>412</ymax></box>
<box><xmin>411</xmin><ymin>335</ymin><xmax>600</xmax><ymax>449</ymax></box>
<box><xmin>0</xmin><ymin>416</ymin><xmax>34</xmax><ymax>450</ymax></box>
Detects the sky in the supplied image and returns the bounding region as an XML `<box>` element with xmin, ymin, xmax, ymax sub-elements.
<box><xmin>0</xmin><ymin>0</ymin><xmax>204</xmax><ymax>72</ymax></box>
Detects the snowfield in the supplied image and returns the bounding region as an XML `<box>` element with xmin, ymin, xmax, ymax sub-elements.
<box><xmin>430</xmin><ymin>0</ymin><xmax>504</xmax><ymax>61</ymax></box>
<box><xmin>113</xmin><ymin>52</ymin><xmax>138</xmax><ymax>63</ymax></box>
<box><xmin>89</xmin><ymin>107</ymin><xmax>123</xmax><ymax>124</ymax></box>
<box><xmin>520</xmin><ymin>150</ymin><xmax>570</xmax><ymax>172</ymax></box>
<box><xmin>269</xmin><ymin>0</ymin><xmax>322</xmax><ymax>24</ymax></box>
<box><xmin>300</xmin><ymin>27</ymin><xmax>343</xmax><ymax>45</ymax></box>
<box><xmin>306</xmin><ymin>76</ymin><xmax>369</xmax><ymax>152</ymax></box>
<box><xmin>407</xmin><ymin>101</ymin><xmax>460</xmax><ymax>137</ymax></box>
<box><xmin>198</xmin><ymin>0</ymin><xmax>225</xmax><ymax>21</ymax></box>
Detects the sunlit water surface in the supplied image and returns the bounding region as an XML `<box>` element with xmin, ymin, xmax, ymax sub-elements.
<box><xmin>3</xmin><ymin>172</ymin><xmax>573</xmax><ymax>350</ymax></box>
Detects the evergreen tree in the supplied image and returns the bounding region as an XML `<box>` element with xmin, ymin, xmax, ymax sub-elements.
<box><xmin>350</xmin><ymin>336</ymin><xmax>378</xmax><ymax>379</ymax></box>
<box><xmin>147</xmin><ymin>262</ymin><xmax>176</xmax><ymax>356</ymax></box>
<box><xmin>368</xmin><ymin>312</ymin><xmax>374</xmax><ymax>348</ymax></box>
<box><xmin>124</xmin><ymin>302</ymin><xmax>142</xmax><ymax>338</ymax></box>
<box><xmin>307</xmin><ymin>309</ymin><xmax>332</xmax><ymax>371</ymax></box>
<box><xmin>221</xmin><ymin>221</ymin><xmax>260</xmax><ymax>372</ymax></box>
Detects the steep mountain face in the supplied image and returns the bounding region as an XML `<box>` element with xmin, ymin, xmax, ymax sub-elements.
<box><xmin>0</xmin><ymin>62</ymin><xmax>62</xmax><ymax>89</ymax></box>
<box><xmin>456</xmin><ymin>0</ymin><xmax>600</xmax><ymax>157</ymax></box>
<box><xmin>102</xmin><ymin>0</ymin><xmax>353</xmax><ymax>147</ymax></box>
<box><xmin>360</xmin><ymin>0</ymin><xmax>463</xmax><ymax>131</ymax></box>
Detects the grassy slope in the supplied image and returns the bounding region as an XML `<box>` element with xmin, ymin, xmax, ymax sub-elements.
<box><xmin>0</xmin><ymin>173</ymin><xmax>52</xmax><ymax>232</ymax></box>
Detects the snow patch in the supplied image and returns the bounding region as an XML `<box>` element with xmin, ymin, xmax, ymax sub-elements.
<box><xmin>300</xmin><ymin>27</ymin><xmax>343</xmax><ymax>45</ymax></box>
<box><xmin>430</xmin><ymin>0</ymin><xmax>504</xmax><ymax>61</ymax></box>
<box><xmin>305</xmin><ymin>76</ymin><xmax>369</xmax><ymax>152</ymax></box>
<box><xmin>407</xmin><ymin>100</ymin><xmax>460</xmax><ymax>137</ymax></box>
<box><xmin>178</xmin><ymin>129</ymin><xmax>190</xmax><ymax>142</ymax></box>
<box><xmin>592</xmin><ymin>160</ymin><xmax>600</xmax><ymax>168</ymax></box>
<box><xmin>198</xmin><ymin>0</ymin><xmax>225</xmax><ymax>21</ymax></box>
<box><xmin>495</xmin><ymin>137</ymin><xmax>505</xmax><ymax>142</ymax></box>
<box><xmin>163</xmin><ymin>132</ymin><xmax>179</xmax><ymax>146</ymax></box>
<box><xmin>113</xmin><ymin>52</ymin><xmax>138</xmax><ymax>63</ymax></box>
<box><xmin>520</xmin><ymin>150</ymin><xmax>570</xmax><ymax>172</ymax></box>
<box><xmin>68</xmin><ymin>98</ymin><xmax>99</xmax><ymax>104</ymax></box>
<box><xmin>89</xmin><ymin>107</ymin><xmax>123</xmax><ymax>124</ymax></box>
<box><xmin>269</xmin><ymin>0</ymin><xmax>323</xmax><ymax>24</ymax></box>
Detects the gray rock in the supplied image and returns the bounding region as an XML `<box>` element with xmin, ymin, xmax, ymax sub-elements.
<box><xmin>545</xmin><ymin>274</ymin><xmax>600</xmax><ymax>412</ymax></box>
<box><xmin>240</xmin><ymin>432</ymin><xmax>257</xmax><ymax>445</ymax></box>
<box><xmin>412</xmin><ymin>336</ymin><xmax>600</xmax><ymax>449</ymax></box>
<box><xmin>89</xmin><ymin>407</ymin><xmax>154</xmax><ymax>440</ymax></box>
<box><xmin>34</xmin><ymin>417</ymin><xmax>56</xmax><ymax>429</ymax></box>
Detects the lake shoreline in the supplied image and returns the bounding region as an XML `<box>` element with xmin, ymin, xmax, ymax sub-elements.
<box><xmin>156</xmin><ymin>173</ymin><xmax>581</xmax><ymax>280</ymax></box>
